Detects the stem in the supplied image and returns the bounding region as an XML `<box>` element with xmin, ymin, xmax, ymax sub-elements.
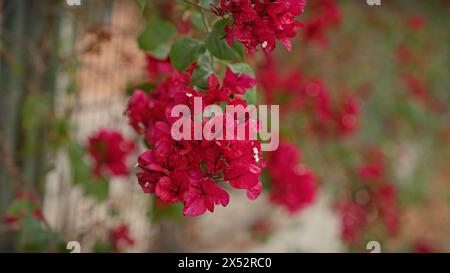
<box><xmin>182</xmin><ymin>0</ymin><xmax>212</xmax><ymax>13</ymax></box>
<box><xmin>200</xmin><ymin>9</ymin><xmax>211</xmax><ymax>34</ymax></box>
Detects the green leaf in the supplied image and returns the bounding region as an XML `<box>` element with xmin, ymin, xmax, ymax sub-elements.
<box><xmin>227</xmin><ymin>62</ymin><xmax>255</xmax><ymax>77</ymax></box>
<box><xmin>149</xmin><ymin>198</ymin><xmax>184</xmax><ymax>223</ymax></box>
<box><xmin>170</xmin><ymin>37</ymin><xmax>205</xmax><ymax>71</ymax></box>
<box><xmin>93</xmin><ymin>240</ymin><xmax>114</xmax><ymax>253</ymax></box>
<box><xmin>138</xmin><ymin>19</ymin><xmax>177</xmax><ymax>59</ymax></box>
<box><xmin>227</xmin><ymin>62</ymin><xmax>257</xmax><ymax>104</ymax></box>
<box><xmin>8</xmin><ymin>199</ymin><xmax>34</xmax><ymax>215</ymax></box>
<box><xmin>22</xmin><ymin>94</ymin><xmax>49</xmax><ymax>131</ymax></box>
<box><xmin>22</xmin><ymin>215</ymin><xmax>50</xmax><ymax>252</ymax></box>
<box><xmin>190</xmin><ymin>11</ymin><xmax>205</xmax><ymax>30</ymax></box>
<box><xmin>83</xmin><ymin>175</ymin><xmax>109</xmax><ymax>202</ymax></box>
<box><xmin>191</xmin><ymin>52</ymin><xmax>215</xmax><ymax>90</ymax></box>
<box><xmin>199</xmin><ymin>0</ymin><xmax>214</xmax><ymax>8</ymax></box>
<box><xmin>205</xmin><ymin>19</ymin><xmax>244</xmax><ymax>62</ymax></box>
<box><xmin>68</xmin><ymin>142</ymin><xmax>109</xmax><ymax>202</ymax></box>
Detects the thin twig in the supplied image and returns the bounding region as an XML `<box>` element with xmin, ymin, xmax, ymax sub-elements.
<box><xmin>182</xmin><ymin>0</ymin><xmax>212</xmax><ymax>13</ymax></box>
<box><xmin>200</xmin><ymin>9</ymin><xmax>211</xmax><ymax>34</ymax></box>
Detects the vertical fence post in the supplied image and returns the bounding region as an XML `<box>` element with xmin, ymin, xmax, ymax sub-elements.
<box><xmin>0</xmin><ymin>0</ymin><xmax>26</xmax><ymax>252</ymax></box>
<box><xmin>0</xmin><ymin>0</ymin><xmax>61</xmax><ymax>251</ymax></box>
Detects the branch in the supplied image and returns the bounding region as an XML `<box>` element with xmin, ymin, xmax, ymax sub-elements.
<box><xmin>182</xmin><ymin>0</ymin><xmax>212</xmax><ymax>13</ymax></box>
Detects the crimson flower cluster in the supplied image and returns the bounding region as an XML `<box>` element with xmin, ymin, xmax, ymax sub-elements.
<box><xmin>299</xmin><ymin>79</ymin><xmax>361</xmax><ymax>137</ymax></box>
<box><xmin>218</xmin><ymin>0</ymin><xmax>307</xmax><ymax>53</ymax></box>
<box><xmin>302</xmin><ymin>0</ymin><xmax>341</xmax><ymax>46</ymax></box>
<box><xmin>339</xmin><ymin>150</ymin><xmax>399</xmax><ymax>243</ymax></box>
<box><xmin>414</xmin><ymin>242</ymin><xmax>434</xmax><ymax>253</ymax></box>
<box><xmin>145</xmin><ymin>54</ymin><xmax>173</xmax><ymax>82</ymax></box>
<box><xmin>393</xmin><ymin>18</ymin><xmax>442</xmax><ymax>114</ymax></box>
<box><xmin>86</xmin><ymin>129</ymin><xmax>135</xmax><ymax>177</ymax></box>
<box><xmin>401</xmin><ymin>72</ymin><xmax>442</xmax><ymax>113</ymax></box>
<box><xmin>338</xmin><ymin>201</ymin><xmax>367</xmax><ymax>243</ymax></box>
<box><xmin>259</xmin><ymin>57</ymin><xmax>361</xmax><ymax>137</ymax></box>
<box><xmin>406</xmin><ymin>14</ymin><xmax>426</xmax><ymax>31</ymax></box>
<box><xmin>109</xmin><ymin>224</ymin><xmax>135</xmax><ymax>252</ymax></box>
<box><xmin>127</xmin><ymin>65</ymin><xmax>265</xmax><ymax>217</ymax></box>
<box><xmin>394</xmin><ymin>44</ymin><xmax>420</xmax><ymax>65</ymax></box>
<box><xmin>267</xmin><ymin>141</ymin><xmax>317</xmax><ymax>213</ymax></box>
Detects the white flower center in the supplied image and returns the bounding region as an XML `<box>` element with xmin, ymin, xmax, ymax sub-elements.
<box><xmin>262</xmin><ymin>41</ymin><xmax>268</xmax><ymax>48</ymax></box>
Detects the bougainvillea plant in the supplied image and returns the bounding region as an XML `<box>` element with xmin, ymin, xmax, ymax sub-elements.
<box><xmin>216</xmin><ymin>0</ymin><xmax>307</xmax><ymax>52</ymax></box>
<box><xmin>127</xmin><ymin>67</ymin><xmax>265</xmax><ymax>216</ymax></box>
<box><xmin>2</xmin><ymin>0</ymin><xmax>448</xmax><ymax>254</ymax></box>
<box><xmin>86</xmin><ymin>129</ymin><xmax>135</xmax><ymax>178</ymax></box>
<box><xmin>126</xmin><ymin>0</ymin><xmax>313</xmax><ymax>217</ymax></box>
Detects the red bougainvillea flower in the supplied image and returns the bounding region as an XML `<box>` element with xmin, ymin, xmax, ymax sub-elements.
<box><xmin>394</xmin><ymin>44</ymin><xmax>419</xmax><ymax>65</ymax></box>
<box><xmin>128</xmin><ymin>64</ymin><xmax>264</xmax><ymax>217</ymax></box>
<box><xmin>402</xmin><ymin>73</ymin><xmax>429</xmax><ymax>101</ymax></box>
<box><xmin>204</xmin><ymin>67</ymin><xmax>256</xmax><ymax>104</ymax></box>
<box><xmin>359</xmin><ymin>161</ymin><xmax>383</xmax><ymax>181</ymax></box>
<box><xmin>109</xmin><ymin>224</ymin><xmax>135</xmax><ymax>252</ymax></box>
<box><xmin>406</xmin><ymin>14</ymin><xmax>426</xmax><ymax>31</ymax></box>
<box><xmin>334</xmin><ymin>96</ymin><xmax>361</xmax><ymax>136</ymax></box>
<box><xmin>374</xmin><ymin>183</ymin><xmax>399</xmax><ymax>236</ymax></box>
<box><xmin>352</xmin><ymin>149</ymin><xmax>401</xmax><ymax>238</ymax></box>
<box><xmin>311</xmin><ymin>0</ymin><xmax>341</xmax><ymax>26</ymax></box>
<box><xmin>302</xmin><ymin>0</ymin><xmax>341</xmax><ymax>46</ymax></box>
<box><xmin>358</xmin><ymin>149</ymin><xmax>384</xmax><ymax>181</ymax></box>
<box><xmin>87</xmin><ymin>129</ymin><xmax>135</xmax><ymax>177</ymax></box>
<box><xmin>258</xmin><ymin>57</ymin><xmax>361</xmax><ymax>138</ymax></box>
<box><xmin>145</xmin><ymin>54</ymin><xmax>173</xmax><ymax>82</ymax></box>
<box><xmin>303</xmin><ymin>18</ymin><xmax>327</xmax><ymax>46</ymax></box>
<box><xmin>127</xmin><ymin>90</ymin><xmax>152</xmax><ymax>134</ymax></box>
<box><xmin>403</xmin><ymin>73</ymin><xmax>443</xmax><ymax>113</ymax></box>
<box><xmin>219</xmin><ymin>0</ymin><xmax>307</xmax><ymax>53</ymax></box>
<box><xmin>338</xmin><ymin>201</ymin><xmax>367</xmax><ymax>244</ymax></box>
<box><xmin>268</xmin><ymin>141</ymin><xmax>317</xmax><ymax>213</ymax></box>
<box><xmin>183</xmin><ymin>177</ymin><xmax>230</xmax><ymax>217</ymax></box>
<box><xmin>400</xmin><ymin>73</ymin><xmax>441</xmax><ymax>112</ymax></box>
<box><xmin>223</xmin><ymin>67</ymin><xmax>257</xmax><ymax>95</ymax></box>
<box><xmin>3</xmin><ymin>214</ymin><xmax>19</xmax><ymax>227</ymax></box>
<box><xmin>414</xmin><ymin>242</ymin><xmax>434</xmax><ymax>253</ymax></box>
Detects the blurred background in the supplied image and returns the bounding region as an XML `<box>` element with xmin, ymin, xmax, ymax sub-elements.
<box><xmin>0</xmin><ymin>0</ymin><xmax>449</xmax><ymax>252</ymax></box>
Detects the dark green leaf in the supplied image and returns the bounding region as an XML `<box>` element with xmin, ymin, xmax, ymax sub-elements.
<box><xmin>190</xmin><ymin>11</ymin><xmax>205</xmax><ymax>30</ymax></box>
<box><xmin>22</xmin><ymin>215</ymin><xmax>49</xmax><ymax>252</ymax></box>
<box><xmin>199</xmin><ymin>0</ymin><xmax>214</xmax><ymax>8</ymax></box>
<box><xmin>191</xmin><ymin>52</ymin><xmax>215</xmax><ymax>91</ymax></box>
<box><xmin>68</xmin><ymin>142</ymin><xmax>109</xmax><ymax>202</ymax></box>
<box><xmin>138</xmin><ymin>19</ymin><xmax>177</xmax><ymax>59</ymax></box>
<box><xmin>170</xmin><ymin>37</ymin><xmax>205</xmax><ymax>71</ymax></box>
<box><xmin>149</xmin><ymin>198</ymin><xmax>184</xmax><ymax>223</ymax></box>
<box><xmin>205</xmin><ymin>19</ymin><xmax>244</xmax><ymax>62</ymax></box>
<box><xmin>8</xmin><ymin>199</ymin><xmax>34</xmax><ymax>215</ymax></box>
<box><xmin>93</xmin><ymin>240</ymin><xmax>114</xmax><ymax>253</ymax></box>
